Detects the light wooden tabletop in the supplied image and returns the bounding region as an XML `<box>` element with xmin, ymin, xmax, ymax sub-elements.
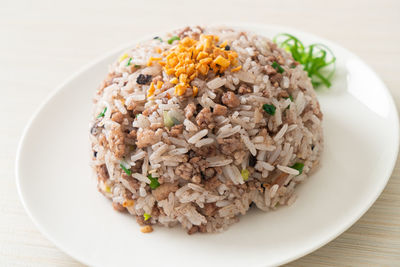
<box><xmin>1</xmin><ymin>0</ymin><xmax>399</xmax><ymax>266</ymax></box>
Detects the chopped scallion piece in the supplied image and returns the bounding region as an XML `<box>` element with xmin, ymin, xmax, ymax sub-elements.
<box><xmin>154</xmin><ymin>36</ymin><xmax>163</xmax><ymax>42</ymax></box>
<box><xmin>283</xmin><ymin>95</ymin><xmax>293</xmax><ymax>101</ymax></box>
<box><xmin>97</xmin><ymin>107</ymin><xmax>107</xmax><ymax>118</ymax></box>
<box><xmin>290</xmin><ymin>162</ymin><xmax>304</xmax><ymax>175</ymax></box>
<box><xmin>144</xmin><ymin>213</ymin><xmax>151</xmax><ymax>221</ymax></box>
<box><xmin>284</xmin><ymin>95</ymin><xmax>294</xmax><ymax>110</ymax></box>
<box><xmin>163</xmin><ymin>111</ymin><xmax>175</xmax><ymax>128</ymax></box>
<box><xmin>148</xmin><ymin>174</ymin><xmax>160</xmax><ymax>190</ymax></box>
<box><xmin>134</xmin><ymin>64</ymin><xmax>140</xmax><ymax>68</ymax></box>
<box><xmin>120</xmin><ymin>163</ymin><xmax>132</xmax><ymax>175</ymax></box>
<box><xmin>272</xmin><ymin>61</ymin><xmax>284</xmax><ymax>73</ymax></box>
<box><xmin>262</xmin><ymin>104</ymin><xmax>276</xmax><ymax>115</ymax></box>
<box><xmin>168</xmin><ymin>36</ymin><xmax>180</xmax><ymax>44</ymax></box>
<box><xmin>126</xmin><ymin>57</ymin><xmax>132</xmax><ymax>66</ymax></box>
<box><xmin>241</xmin><ymin>169</ymin><xmax>249</xmax><ymax>181</ymax></box>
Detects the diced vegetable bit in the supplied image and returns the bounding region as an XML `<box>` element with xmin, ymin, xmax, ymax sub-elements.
<box><xmin>153</xmin><ymin>36</ymin><xmax>163</xmax><ymax>42</ymax></box>
<box><xmin>105</xmin><ymin>185</ymin><xmax>111</xmax><ymax>193</ymax></box>
<box><xmin>97</xmin><ymin>107</ymin><xmax>107</xmax><ymax>118</ymax></box>
<box><xmin>283</xmin><ymin>95</ymin><xmax>293</xmax><ymax>101</ymax></box>
<box><xmin>284</xmin><ymin>95</ymin><xmax>294</xmax><ymax>110</ymax></box>
<box><xmin>148</xmin><ymin>174</ymin><xmax>160</xmax><ymax>190</ymax></box>
<box><xmin>241</xmin><ymin>169</ymin><xmax>250</xmax><ymax>181</ymax></box>
<box><xmin>290</xmin><ymin>162</ymin><xmax>304</xmax><ymax>175</ymax></box>
<box><xmin>135</xmin><ymin>113</ymin><xmax>140</xmax><ymax>118</ymax></box>
<box><xmin>262</xmin><ymin>104</ymin><xmax>276</xmax><ymax>115</ymax></box>
<box><xmin>144</xmin><ymin>213</ymin><xmax>151</xmax><ymax>221</ymax></box>
<box><xmin>136</xmin><ymin>74</ymin><xmax>152</xmax><ymax>85</ymax></box>
<box><xmin>120</xmin><ymin>163</ymin><xmax>132</xmax><ymax>175</ymax></box>
<box><xmin>273</xmin><ymin>33</ymin><xmax>336</xmax><ymax>88</ymax></box>
<box><xmin>119</xmin><ymin>53</ymin><xmax>129</xmax><ymax>62</ymax></box>
<box><xmin>126</xmin><ymin>58</ymin><xmax>132</xmax><ymax>66</ymax></box>
<box><xmin>163</xmin><ymin>111</ymin><xmax>175</xmax><ymax>128</ymax></box>
<box><xmin>167</xmin><ymin>36</ymin><xmax>180</xmax><ymax>44</ymax></box>
<box><xmin>134</xmin><ymin>64</ymin><xmax>141</xmax><ymax>68</ymax></box>
<box><xmin>224</xmin><ymin>45</ymin><xmax>230</xmax><ymax>51</ymax></box>
<box><xmin>272</xmin><ymin>61</ymin><xmax>285</xmax><ymax>73</ymax></box>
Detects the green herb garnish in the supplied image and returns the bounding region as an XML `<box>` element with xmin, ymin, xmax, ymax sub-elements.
<box><xmin>97</xmin><ymin>107</ymin><xmax>107</xmax><ymax>118</ymax></box>
<box><xmin>274</xmin><ymin>33</ymin><xmax>336</xmax><ymax>88</ymax></box>
<box><xmin>120</xmin><ymin>163</ymin><xmax>132</xmax><ymax>175</ymax></box>
<box><xmin>134</xmin><ymin>64</ymin><xmax>140</xmax><ymax>68</ymax></box>
<box><xmin>290</xmin><ymin>162</ymin><xmax>304</xmax><ymax>175</ymax></box>
<box><xmin>126</xmin><ymin>58</ymin><xmax>132</xmax><ymax>66</ymax></box>
<box><xmin>272</xmin><ymin>61</ymin><xmax>284</xmax><ymax>73</ymax></box>
<box><xmin>144</xmin><ymin>213</ymin><xmax>151</xmax><ymax>221</ymax></box>
<box><xmin>241</xmin><ymin>169</ymin><xmax>249</xmax><ymax>181</ymax></box>
<box><xmin>262</xmin><ymin>104</ymin><xmax>276</xmax><ymax>115</ymax></box>
<box><xmin>154</xmin><ymin>36</ymin><xmax>163</xmax><ymax>42</ymax></box>
<box><xmin>283</xmin><ymin>95</ymin><xmax>293</xmax><ymax>101</ymax></box>
<box><xmin>148</xmin><ymin>174</ymin><xmax>160</xmax><ymax>190</ymax></box>
<box><xmin>168</xmin><ymin>36</ymin><xmax>180</xmax><ymax>44</ymax></box>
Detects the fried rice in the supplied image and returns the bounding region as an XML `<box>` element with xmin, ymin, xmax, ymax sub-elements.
<box><xmin>89</xmin><ymin>26</ymin><xmax>323</xmax><ymax>234</ymax></box>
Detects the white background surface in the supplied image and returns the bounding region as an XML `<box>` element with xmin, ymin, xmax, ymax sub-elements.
<box><xmin>1</xmin><ymin>0</ymin><xmax>400</xmax><ymax>266</ymax></box>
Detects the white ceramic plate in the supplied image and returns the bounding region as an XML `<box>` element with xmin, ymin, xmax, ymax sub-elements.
<box><xmin>16</xmin><ymin>24</ymin><xmax>399</xmax><ymax>267</ymax></box>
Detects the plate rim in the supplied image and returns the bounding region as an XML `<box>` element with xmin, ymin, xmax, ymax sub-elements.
<box><xmin>15</xmin><ymin>23</ymin><xmax>400</xmax><ymax>266</ymax></box>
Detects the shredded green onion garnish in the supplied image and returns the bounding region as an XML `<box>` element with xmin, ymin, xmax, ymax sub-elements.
<box><xmin>290</xmin><ymin>162</ymin><xmax>304</xmax><ymax>175</ymax></box>
<box><xmin>97</xmin><ymin>107</ymin><xmax>107</xmax><ymax>118</ymax></box>
<box><xmin>272</xmin><ymin>61</ymin><xmax>284</xmax><ymax>73</ymax></box>
<box><xmin>144</xmin><ymin>213</ymin><xmax>151</xmax><ymax>221</ymax></box>
<box><xmin>126</xmin><ymin>58</ymin><xmax>132</xmax><ymax>66</ymax></box>
<box><xmin>168</xmin><ymin>36</ymin><xmax>180</xmax><ymax>44</ymax></box>
<box><xmin>148</xmin><ymin>174</ymin><xmax>160</xmax><ymax>190</ymax></box>
<box><xmin>154</xmin><ymin>36</ymin><xmax>163</xmax><ymax>42</ymax></box>
<box><xmin>273</xmin><ymin>33</ymin><xmax>336</xmax><ymax>88</ymax></box>
<box><xmin>241</xmin><ymin>169</ymin><xmax>249</xmax><ymax>181</ymax></box>
<box><xmin>120</xmin><ymin>163</ymin><xmax>132</xmax><ymax>175</ymax></box>
<box><xmin>262</xmin><ymin>104</ymin><xmax>276</xmax><ymax>115</ymax></box>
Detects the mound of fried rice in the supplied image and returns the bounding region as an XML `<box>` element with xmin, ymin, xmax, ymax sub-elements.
<box><xmin>90</xmin><ymin>26</ymin><xmax>323</xmax><ymax>234</ymax></box>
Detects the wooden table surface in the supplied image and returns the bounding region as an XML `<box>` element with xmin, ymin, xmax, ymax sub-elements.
<box><xmin>1</xmin><ymin>0</ymin><xmax>399</xmax><ymax>266</ymax></box>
